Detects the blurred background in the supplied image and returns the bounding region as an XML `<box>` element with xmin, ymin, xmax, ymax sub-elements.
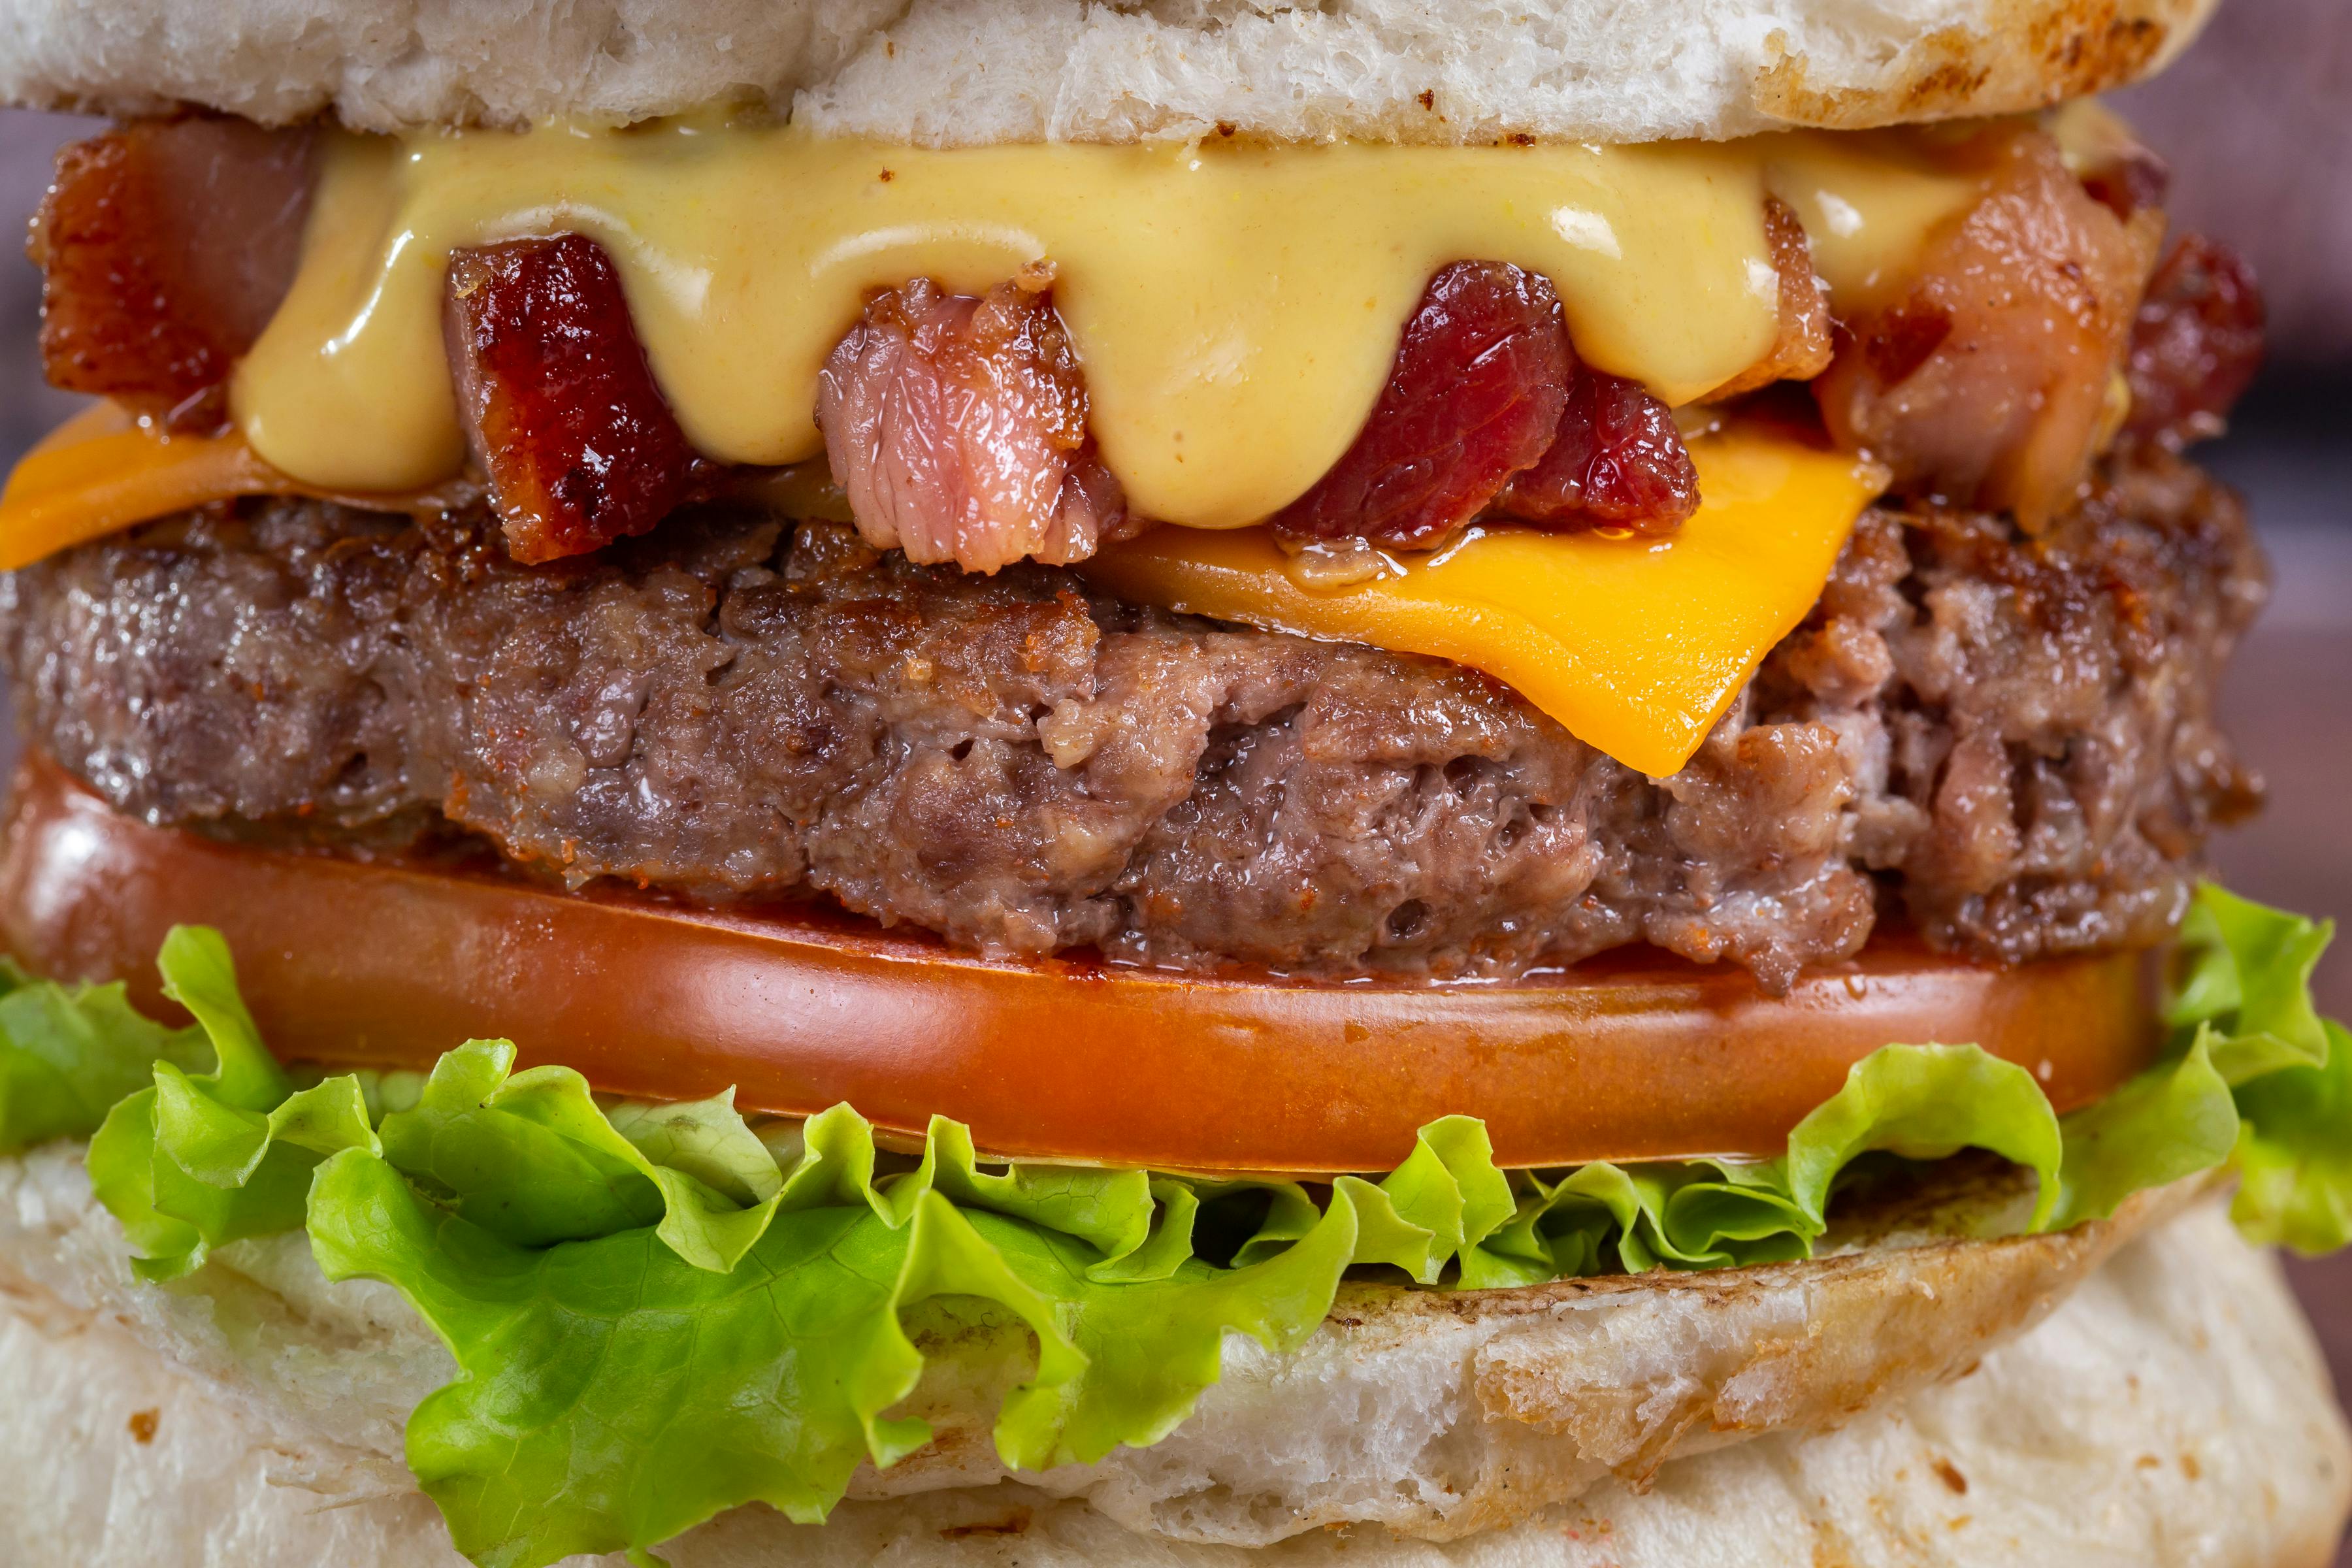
<box><xmin>2110</xmin><ymin>16</ymin><xmax>2352</xmax><ymax>1535</ymax></box>
<box><xmin>0</xmin><ymin>3</ymin><xmax>2344</xmax><ymax>1546</ymax></box>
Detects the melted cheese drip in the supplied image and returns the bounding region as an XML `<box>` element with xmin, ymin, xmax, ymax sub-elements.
<box><xmin>233</xmin><ymin>122</ymin><xmax>1974</xmax><ymax>523</ymax></box>
<box><xmin>1080</xmin><ymin>432</ymin><xmax>1887</xmax><ymax>777</ymax></box>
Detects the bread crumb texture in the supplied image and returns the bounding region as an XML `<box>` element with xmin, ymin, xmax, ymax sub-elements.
<box><xmin>0</xmin><ymin>0</ymin><xmax>2217</xmax><ymax>144</ymax></box>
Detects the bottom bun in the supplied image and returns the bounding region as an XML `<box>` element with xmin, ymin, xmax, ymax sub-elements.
<box><xmin>0</xmin><ymin>1144</ymin><xmax>2213</xmax><ymax>1548</ymax></box>
<box><xmin>0</xmin><ymin>1195</ymin><xmax>2344</xmax><ymax>1567</ymax></box>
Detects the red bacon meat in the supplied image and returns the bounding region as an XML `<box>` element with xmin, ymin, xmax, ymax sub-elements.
<box><xmin>1273</xmin><ymin>261</ymin><xmax>1698</xmax><ymax>547</ymax></box>
<box><xmin>1813</xmin><ymin>127</ymin><xmax>2163</xmax><ymax>532</ymax></box>
<box><xmin>2124</xmin><ymin>234</ymin><xmax>2264</xmax><ymax>450</ymax></box>
<box><xmin>1492</xmin><ymin>366</ymin><xmax>1699</xmax><ymax>536</ymax></box>
<box><xmin>1269</xmin><ymin>262</ymin><xmax>1570</xmax><ymax>549</ymax></box>
<box><xmin>444</xmin><ymin>234</ymin><xmax>701</xmax><ymax>565</ymax></box>
<box><xmin>29</xmin><ymin>118</ymin><xmax>315</xmax><ymax>424</ymax></box>
<box><xmin>1698</xmin><ymin>198</ymin><xmax>1834</xmax><ymax>402</ymax></box>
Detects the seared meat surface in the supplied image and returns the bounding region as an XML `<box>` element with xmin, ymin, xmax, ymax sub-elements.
<box><xmin>0</xmin><ymin>443</ymin><xmax>2259</xmax><ymax>988</ymax></box>
<box><xmin>443</xmin><ymin>234</ymin><xmax>702</xmax><ymax>564</ymax></box>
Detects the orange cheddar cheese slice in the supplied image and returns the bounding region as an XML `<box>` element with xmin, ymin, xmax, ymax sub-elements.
<box><xmin>1079</xmin><ymin>432</ymin><xmax>1887</xmax><ymax>777</ymax></box>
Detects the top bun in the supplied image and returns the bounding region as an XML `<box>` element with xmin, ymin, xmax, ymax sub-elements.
<box><xmin>0</xmin><ymin>0</ymin><xmax>2214</xmax><ymax>146</ymax></box>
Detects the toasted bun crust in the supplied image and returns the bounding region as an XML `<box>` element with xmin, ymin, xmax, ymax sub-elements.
<box><xmin>1</xmin><ymin>1177</ymin><xmax>2342</xmax><ymax>1567</ymax></box>
<box><xmin>0</xmin><ymin>0</ymin><xmax>2215</xmax><ymax>144</ymax></box>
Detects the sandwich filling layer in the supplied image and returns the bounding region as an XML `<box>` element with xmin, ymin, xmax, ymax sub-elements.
<box><xmin>10</xmin><ymin>111</ymin><xmax>2259</xmax><ymax>782</ymax></box>
<box><xmin>0</xmin><ymin>442</ymin><xmax>2258</xmax><ymax>988</ymax></box>
<box><xmin>0</xmin><ymin>26</ymin><xmax>2340</xmax><ymax>1568</ymax></box>
<box><xmin>225</xmin><ymin>122</ymin><xmax>1963</xmax><ymax>502</ymax></box>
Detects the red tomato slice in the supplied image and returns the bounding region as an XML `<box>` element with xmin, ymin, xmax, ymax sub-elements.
<box><xmin>0</xmin><ymin>754</ymin><xmax>2159</xmax><ymax>1173</ymax></box>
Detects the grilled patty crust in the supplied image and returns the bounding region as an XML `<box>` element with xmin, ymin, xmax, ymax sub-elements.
<box><xmin>0</xmin><ymin>444</ymin><xmax>2261</xmax><ymax>987</ymax></box>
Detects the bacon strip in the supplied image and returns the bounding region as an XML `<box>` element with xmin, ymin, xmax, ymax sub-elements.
<box><xmin>2079</xmin><ymin>144</ymin><xmax>2171</xmax><ymax>223</ymax></box>
<box><xmin>2124</xmin><ymin>234</ymin><xmax>2264</xmax><ymax>451</ymax></box>
<box><xmin>29</xmin><ymin>118</ymin><xmax>315</xmax><ymax>425</ymax></box>
<box><xmin>1812</xmin><ymin>127</ymin><xmax>2164</xmax><ymax>532</ymax></box>
<box><xmin>2064</xmin><ymin>110</ymin><xmax>2174</xmax><ymax>223</ymax></box>
<box><xmin>444</xmin><ymin>235</ymin><xmax>701</xmax><ymax>565</ymax></box>
<box><xmin>1699</xmin><ymin>198</ymin><xmax>1834</xmax><ymax>403</ymax></box>
<box><xmin>817</xmin><ymin>276</ymin><xmax>1132</xmax><ymax>575</ymax></box>
<box><xmin>48</xmin><ymin>117</ymin><xmax>2199</xmax><ymax>565</ymax></box>
<box><xmin>1273</xmin><ymin>261</ymin><xmax>1698</xmax><ymax>547</ymax></box>
<box><xmin>1492</xmin><ymin>367</ymin><xmax>1699</xmax><ymax>536</ymax></box>
<box><xmin>1269</xmin><ymin>262</ymin><xmax>1571</xmax><ymax>549</ymax></box>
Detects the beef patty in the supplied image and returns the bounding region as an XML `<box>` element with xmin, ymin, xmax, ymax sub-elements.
<box><xmin>0</xmin><ymin>444</ymin><xmax>2262</xmax><ymax>989</ymax></box>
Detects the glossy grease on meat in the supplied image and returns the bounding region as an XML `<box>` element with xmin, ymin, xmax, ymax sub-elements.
<box><xmin>1492</xmin><ymin>365</ymin><xmax>1699</xmax><ymax>536</ymax></box>
<box><xmin>1269</xmin><ymin>262</ymin><xmax>1572</xmax><ymax>548</ymax></box>
<box><xmin>2124</xmin><ymin>235</ymin><xmax>2265</xmax><ymax>451</ymax></box>
<box><xmin>444</xmin><ymin>235</ymin><xmax>702</xmax><ymax>564</ymax></box>
<box><xmin>1271</xmin><ymin>261</ymin><xmax>1699</xmax><ymax>546</ymax></box>
<box><xmin>1814</xmin><ymin>127</ymin><xmax>2163</xmax><ymax>532</ymax></box>
<box><xmin>1</xmin><ymin>445</ymin><xmax>2260</xmax><ymax>987</ymax></box>
<box><xmin>1695</xmin><ymin>197</ymin><xmax>1834</xmax><ymax>403</ymax></box>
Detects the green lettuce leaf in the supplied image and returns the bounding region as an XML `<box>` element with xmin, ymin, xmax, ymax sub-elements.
<box><xmin>305</xmin><ymin>1151</ymin><xmax>1074</xmax><ymax>1567</ymax></box>
<box><xmin>2159</xmin><ymin>885</ymin><xmax>2352</xmax><ymax>1252</ymax></box>
<box><xmin>374</xmin><ymin>1039</ymin><xmax>789</xmax><ymax>1273</ymax></box>
<box><xmin>1782</xmin><ymin>1043</ymin><xmax>2063</xmax><ymax>1228</ymax></box>
<box><xmin>0</xmin><ymin>961</ymin><xmax>208</xmax><ymax>1153</ymax></box>
<box><xmin>84</xmin><ymin>928</ymin><xmax>368</xmax><ymax>1281</ymax></box>
<box><xmin>305</xmin><ymin>1109</ymin><xmax>1358</xmax><ymax>1567</ymax></box>
<box><xmin>2049</xmin><ymin>1030</ymin><xmax>2239</xmax><ymax>1230</ymax></box>
<box><xmin>10</xmin><ymin>888</ymin><xmax>2343</xmax><ymax>1568</ymax></box>
<box><xmin>2232</xmin><ymin>1019</ymin><xmax>2352</xmax><ymax>1252</ymax></box>
<box><xmin>2167</xmin><ymin>884</ymin><xmax>2332</xmax><ymax>1081</ymax></box>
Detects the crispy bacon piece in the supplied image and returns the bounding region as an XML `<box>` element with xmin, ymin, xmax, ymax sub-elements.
<box><xmin>1699</xmin><ymin>197</ymin><xmax>1834</xmax><ymax>402</ymax></box>
<box><xmin>1271</xmin><ymin>262</ymin><xmax>1570</xmax><ymax>548</ymax></box>
<box><xmin>28</xmin><ymin>118</ymin><xmax>315</xmax><ymax>424</ymax></box>
<box><xmin>2079</xmin><ymin>144</ymin><xmax>2171</xmax><ymax>223</ymax></box>
<box><xmin>1492</xmin><ymin>367</ymin><xmax>1699</xmax><ymax>536</ymax></box>
<box><xmin>2124</xmin><ymin>234</ymin><xmax>2264</xmax><ymax>451</ymax></box>
<box><xmin>817</xmin><ymin>276</ymin><xmax>1132</xmax><ymax>574</ymax></box>
<box><xmin>1274</xmin><ymin>261</ymin><xmax>1699</xmax><ymax>547</ymax></box>
<box><xmin>1044</xmin><ymin>445</ymin><xmax>1140</xmax><ymax>562</ymax></box>
<box><xmin>445</xmin><ymin>235</ymin><xmax>701</xmax><ymax>565</ymax></box>
<box><xmin>1813</xmin><ymin>128</ymin><xmax>2164</xmax><ymax>532</ymax></box>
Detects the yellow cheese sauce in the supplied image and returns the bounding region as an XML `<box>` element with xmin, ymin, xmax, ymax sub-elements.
<box><xmin>11</xmin><ymin>125</ymin><xmax>1967</xmax><ymax>774</ymax></box>
<box><xmin>232</xmin><ymin>120</ymin><xmax>1975</xmax><ymax>523</ymax></box>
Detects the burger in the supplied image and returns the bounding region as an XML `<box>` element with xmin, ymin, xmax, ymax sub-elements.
<box><xmin>0</xmin><ymin>0</ymin><xmax>2345</xmax><ymax>1563</ymax></box>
